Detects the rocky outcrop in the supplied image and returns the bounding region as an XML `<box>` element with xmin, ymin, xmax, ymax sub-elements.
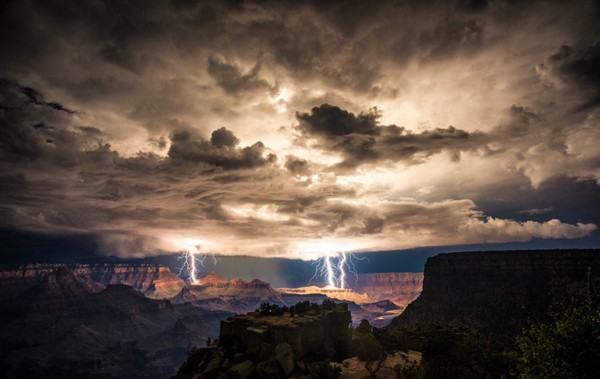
<box><xmin>0</xmin><ymin>263</ymin><xmax>185</xmax><ymax>299</ymax></box>
<box><xmin>220</xmin><ymin>303</ymin><xmax>352</xmax><ymax>361</ymax></box>
<box><xmin>391</xmin><ymin>249</ymin><xmax>600</xmax><ymax>341</ymax></box>
<box><xmin>175</xmin><ymin>302</ymin><xmax>353</xmax><ymax>378</ymax></box>
<box><xmin>347</xmin><ymin>272</ymin><xmax>423</xmax><ymax>307</ymax></box>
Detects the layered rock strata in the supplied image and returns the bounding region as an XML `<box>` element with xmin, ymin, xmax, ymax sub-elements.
<box><xmin>0</xmin><ymin>263</ymin><xmax>185</xmax><ymax>299</ymax></box>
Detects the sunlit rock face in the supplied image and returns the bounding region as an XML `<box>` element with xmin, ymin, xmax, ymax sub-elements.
<box><xmin>170</xmin><ymin>272</ymin><xmax>282</xmax><ymax>315</ymax></box>
<box><xmin>0</xmin><ymin>263</ymin><xmax>185</xmax><ymax>300</ymax></box>
<box><xmin>180</xmin><ymin>271</ymin><xmax>280</xmax><ymax>300</ymax></box>
<box><xmin>277</xmin><ymin>285</ymin><xmax>374</xmax><ymax>304</ymax></box>
<box><xmin>347</xmin><ymin>273</ymin><xmax>424</xmax><ymax>308</ymax></box>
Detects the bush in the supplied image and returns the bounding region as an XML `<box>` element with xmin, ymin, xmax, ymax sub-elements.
<box><xmin>517</xmin><ymin>277</ymin><xmax>600</xmax><ymax>379</ymax></box>
<box><xmin>257</xmin><ymin>303</ymin><xmax>287</xmax><ymax>316</ymax></box>
<box><xmin>421</xmin><ymin>332</ymin><xmax>515</xmax><ymax>379</ymax></box>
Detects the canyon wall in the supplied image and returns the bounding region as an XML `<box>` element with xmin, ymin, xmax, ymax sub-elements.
<box><xmin>391</xmin><ymin>249</ymin><xmax>600</xmax><ymax>340</ymax></box>
<box><xmin>0</xmin><ymin>263</ymin><xmax>185</xmax><ymax>299</ymax></box>
<box><xmin>348</xmin><ymin>272</ymin><xmax>423</xmax><ymax>307</ymax></box>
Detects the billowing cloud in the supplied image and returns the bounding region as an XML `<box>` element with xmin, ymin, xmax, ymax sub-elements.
<box><xmin>296</xmin><ymin>103</ymin><xmax>485</xmax><ymax>168</ymax></box>
<box><xmin>167</xmin><ymin>128</ymin><xmax>276</xmax><ymax>169</ymax></box>
<box><xmin>207</xmin><ymin>57</ymin><xmax>276</xmax><ymax>96</ymax></box>
<box><xmin>0</xmin><ymin>0</ymin><xmax>598</xmax><ymax>259</ymax></box>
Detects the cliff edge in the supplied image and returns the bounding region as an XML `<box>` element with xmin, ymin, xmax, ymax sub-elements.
<box><xmin>391</xmin><ymin>249</ymin><xmax>600</xmax><ymax>341</ymax></box>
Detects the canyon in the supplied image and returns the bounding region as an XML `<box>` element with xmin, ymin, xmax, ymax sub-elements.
<box><xmin>0</xmin><ymin>266</ymin><xmax>230</xmax><ymax>378</ymax></box>
<box><xmin>0</xmin><ymin>263</ymin><xmax>424</xmax><ymax>378</ymax></box>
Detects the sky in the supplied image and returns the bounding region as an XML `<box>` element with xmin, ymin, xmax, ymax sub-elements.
<box><xmin>1</xmin><ymin>0</ymin><xmax>599</xmax><ymax>261</ymax></box>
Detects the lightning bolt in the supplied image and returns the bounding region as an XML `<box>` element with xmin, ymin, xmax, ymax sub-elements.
<box><xmin>177</xmin><ymin>245</ymin><xmax>220</xmax><ymax>284</ymax></box>
<box><xmin>177</xmin><ymin>249</ymin><xmax>200</xmax><ymax>283</ymax></box>
<box><xmin>308</xmin><ymin>251</ymin><xmax>367</xmax><ymax>289</ymax></box>
<box><xmin>338</xmin><ymin>252</ymin><xmax>347</xmax><ymax>289</ymax></box>
<box><xmin>325</xmin><ymin>255</ymin><xmax>336</xmax><ymax>288</ymax></box>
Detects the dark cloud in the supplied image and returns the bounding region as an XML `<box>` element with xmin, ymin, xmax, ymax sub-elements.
<box><xmin>424</xmin><ymin>19</ymin><xmax>485</xmax><ymax>60</ymax></box>
<box><xmin>211</xmin><ymin>126</ymin><xmax>240</xmax><ymax>148</ymax></box>
<box><xmin>361</xmin><ymin>217</ymin><xmax>384</xmax><ymax>234</ymax></box>
<box><xmin>296</xmin><ymin>103</ymin><xmax>485</xmax><ymax>168</ymax></box>
<box><xmin>284</xmin><ymin>156</ymin><xmax>311</xmax><ymax>176</ymax></box>
<box><xmin>0</xmin><ymin>80</ymin><xmax>106</xmax><ymax>167</ymax></box>
<box><xmin>0</xmin><ymin>79</ymin><xmax>74</xmax><ymax>114</ymax></box>
<box><xmin>207</xmin><ymin>56</ymin><xmax>275</xmax><ymax>95</ymax></box>
<box><xmin>168</xmin><ymin>128</ymin><xmax>276</xmax><ymax>169</ymax></box>
<box><xmin>537</xmin><ymin>42</ymin><xmax>600</xmax><ymax>110</ymax></box>
<box><xmin>296</xmin><ymin>103</ymin><xmax>380</xmax><ymax>137</ymax></box>
<box><xmin>455</xmin><ymin>0</ymin><xmax>489</xmax><ymax>13</ymax></box>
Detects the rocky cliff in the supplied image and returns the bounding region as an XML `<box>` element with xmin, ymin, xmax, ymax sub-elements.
<box><xmin>0</xmin><ymin>263</ymin><xmax>185</xmax><ymax>299</ymax></box>
<box><xmin>391</xmin><ymin>249</ymin><xmax>600</xmax><ymax>341</ymax></box>
<box><xmin>348</xmin><ymin>272</ymin><xmax>423</xmax><ymax>307</ymax></box>
<box><xmin>175</xmin><ymin>301</ymin><xmax>352</xmax><ymax>378</ymax></box>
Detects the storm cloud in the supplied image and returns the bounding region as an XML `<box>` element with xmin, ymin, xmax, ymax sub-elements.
<box><xmin>296</xmin><ymin>103</ymin><xmax>486</xmax><ymax>168</ymax></box>
<box><xmin>0</xmin><ymin>0</ymin><xmax>598</xmax><ymax>258</ymax></box>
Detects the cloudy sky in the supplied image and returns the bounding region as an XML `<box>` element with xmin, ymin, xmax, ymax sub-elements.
<box><xmin>1</xmin><ymin>0</ymin><xmax>599</xmax><ymax>260</ymax></box>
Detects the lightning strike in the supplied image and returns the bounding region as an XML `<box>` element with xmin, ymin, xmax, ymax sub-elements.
<box><xmin>337</xmin><ymin>252</ymin><xmax>347</xmax><ymax>289</ymax></box>
<box><xmin>325</xmin><ymin>255</ymin><xmax>336</xmax><ymax>288</ymax></box>
<box><xmin>174</xmin><ymin>239</ymin><xmax>218</xmax><ymax>284</ymax></box>
<box><xmin>309</xmin><ymin>251</ymin><xmax>366</xmax><ymax>289</ymax></box>
<box><xmin>177</xmin><ymin>249</ymin><xmax>201</xmax><ymax>283</ymax></box>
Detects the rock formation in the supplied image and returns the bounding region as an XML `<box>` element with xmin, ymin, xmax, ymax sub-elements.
<box><xmin>0</xmin><ymin>263</ymin><xmax>185</xmax><ymax>299</ymax></box>
<box><xmin>174</xmin><ymin>301</ymin><xmax>353</xmax><ymax>378</ymax></box>
<box><xmin>391</xmin><ymin>249</ymin><xmax>600</xmax><ymax>341</ymax></box>
<box><xmin>347</xmin><ymin>272</ymin><xmax>423</xmax><ymax>307</ymax></box>
<box><xmin>277</xmin><ymin>285</ymin><xmax>375</xmax><ymax>304</ymax></box>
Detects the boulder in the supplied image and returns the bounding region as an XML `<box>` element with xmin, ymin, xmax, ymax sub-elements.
<box><xmin>201</xmin><ymin>355</ymin><xmax>222</xmax><ymax>376</ymax></box>
<box><xmin>258</xmin><ymin>342</ymin><xmax>274</xmax><ymax>361</ymax></box>
<box><xmin>256</xmin><ymin>359</ymin><xmax>281</xmax><ymax>377</ymax></box>
<box><xmin>275</xmin><ymin>342</ymin><xmax>295</xmax><ymax>375</ymax></box>
<box><xmin>228</xmin><ymin>360</ymin><xmax>255</xmax><ymax>379</ymax></box>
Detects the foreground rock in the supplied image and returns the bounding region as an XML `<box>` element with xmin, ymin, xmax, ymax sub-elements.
<box><xmin>174</xmin><ymin>301</ymin><xmax>353</xmax><ymax>378</ymax></box>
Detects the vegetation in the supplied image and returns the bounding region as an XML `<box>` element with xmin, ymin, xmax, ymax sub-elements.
<box><xmin>257</xmin><ymin>302</ymin><xmax>288</xmax><ymax>316</ymax></box>
<box><xmin>354</xmin><ymin>331</ymin><xmax>387</xmax><ymax>376</ymax></box>
<box><xmin>517</xmin><ymin>276</ymin><xmax>600</xmax><ymax>379</ymax></box>
<box><xmin>420</xmin><ymin>329</ymin><xmax>516</xmax><ymax>379</ymax></box>
<box><xmin>257</xmin><ymin>299</ymin><xmax>338</xmax><ymax>316</ymax></box>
